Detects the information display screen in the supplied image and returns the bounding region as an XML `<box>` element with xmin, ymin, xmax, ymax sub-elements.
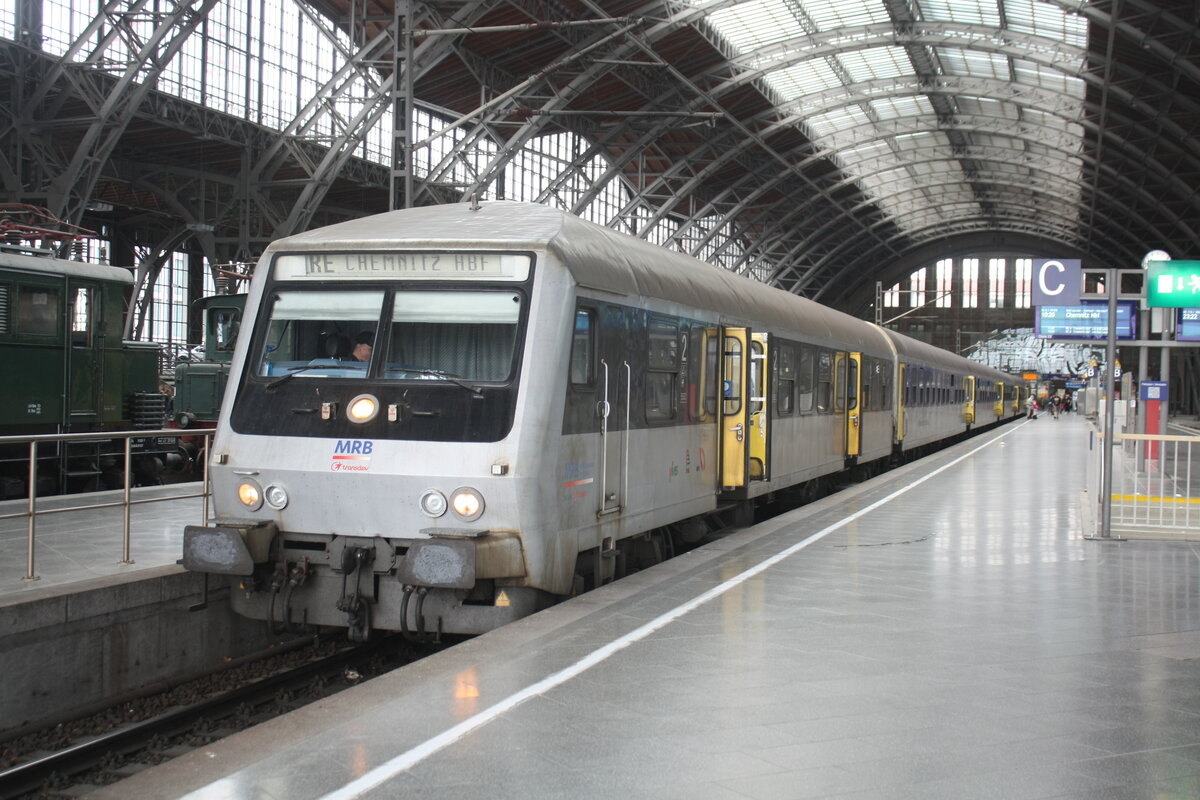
<box><xmin>1177</xmin><ymin>308</ymin><xmax>1200</xmax><ymax>341</ymax></box>
<box><xmin>1036</xmin><ymin>303</ymin><xmax>1135</xmax><ymax>339</ymax></box>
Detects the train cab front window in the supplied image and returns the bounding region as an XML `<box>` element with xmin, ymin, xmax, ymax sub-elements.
<box><xmin>257</xmin><ymin>290</ymin><xmax>383</xmax><ymax>379</ymax></box>
<box><xmin>385</xmin><ymin>290</ymin><xmax>521</xmax><ymax>383</ymax></box>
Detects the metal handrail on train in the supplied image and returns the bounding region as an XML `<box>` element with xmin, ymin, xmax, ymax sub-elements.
<box><xmin>0</xmin><ymin>428</ymin><xmax>214</xmax><ymax>582</ymax></box>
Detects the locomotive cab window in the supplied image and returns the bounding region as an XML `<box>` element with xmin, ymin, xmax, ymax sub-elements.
<box><xmin>255</xmin><ymin>288</ymin><xmax>522</xmax><ymax>384</ymax></box>
<box><xmin>17</xmin><ymin>285</ymin><xmax>59</xmax><ymax>337</ymax></box>
<box><xmin>387</xmin><ymin>291</ymin><xmax>520</xmax><ymax>382</ymax></box>
<box><xmin>257</xmin><ymin>290</ymin><xmax>382</xmax><ymax>378</ymax></box>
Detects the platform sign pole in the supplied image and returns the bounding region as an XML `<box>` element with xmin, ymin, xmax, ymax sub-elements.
<box><xmin>1099</xmin><ymin>268</ymin><xmax>1118</xmax><ymax>539</ymax></box>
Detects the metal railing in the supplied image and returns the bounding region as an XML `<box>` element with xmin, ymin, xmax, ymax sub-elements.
<box><xmin>0</xmin><ymin>428</ymin><xmax>213</xmax><ymax>582</ymax></box>
<box><xmin>1088</xmin><ymin>426</ymin><xmax>1200</xmax><ymax>538</ymax></box>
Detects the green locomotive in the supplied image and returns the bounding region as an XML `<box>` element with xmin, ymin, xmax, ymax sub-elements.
<box><xmin>0</xmin><ymin>245</ymin><xmax>171</xmax><ymax>497</ymax></box>
<box><xmin>168</xmin><ymin>291</ymin><xmax>244</xmax><ymax>469</ymax></box>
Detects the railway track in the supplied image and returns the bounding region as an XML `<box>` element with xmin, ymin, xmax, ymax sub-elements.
<box><xmin>0</xmin><ymin>634</ymin><xmax>447</xmax><ymax>799</ymax></box>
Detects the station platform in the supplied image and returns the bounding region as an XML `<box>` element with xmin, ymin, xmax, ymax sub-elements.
<box><xmin>0</xmin><ymin>482</ymin><xmax>203</xmax><ymax>599</ymax></box>
<box><xmin>85</xmin><ymin>413</ymin><xmax>1200</xmax><ymax>800</ymax></box>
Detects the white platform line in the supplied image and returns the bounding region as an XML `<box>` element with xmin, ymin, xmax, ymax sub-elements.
<box><xmin>313</xmin><ymin>424</ymin><xmax>1022</xmax><ymax>800</ymax></box>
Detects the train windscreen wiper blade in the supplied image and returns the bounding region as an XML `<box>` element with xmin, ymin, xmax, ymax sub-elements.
<box><xmin>399</xmin><ymin>367</ymin><xmax>483</xmax><ymax>396</ymax></box>
<box><xmin>265</xmin><ymin>364</ymin><xmax>329</xmax><ymax>390</ymax></box>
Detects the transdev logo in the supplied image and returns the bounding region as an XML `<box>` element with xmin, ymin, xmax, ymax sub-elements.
<box><xmin>331</xmin><ymin>439</ymin><xmax>373</xmax><ymax>472</ymax></box>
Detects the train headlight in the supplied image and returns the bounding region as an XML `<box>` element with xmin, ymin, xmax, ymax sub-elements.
<box><xmin>347</xmin><ymin>394</ymin><xmax>379</xmax><ymax>423</ymax></box>
<box><xmin>264</xmin><ymin>484</ymin><xmax>289</xmax><ymax>510</ymax></box>
<box><xmin>450</xmin><ymin>487</ymin><xmax>484</xmax><ymax>521</ymax></box>
<box><xmin>237</xmin><ymin>479</ymin><xmax>263</xmax><ymax>510</ymax></box>
<box><xmin>419</xmin><ymin>489</ymin><xmax>448</xmax><ymax>518</ymax></box>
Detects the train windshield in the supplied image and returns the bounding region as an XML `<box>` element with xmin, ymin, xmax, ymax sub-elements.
<box><xmin>255</xmin><ymin>288</ymin><xmax>522</xmax><ymax>384</ymax></box>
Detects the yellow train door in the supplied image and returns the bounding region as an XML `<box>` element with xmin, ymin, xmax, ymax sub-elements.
<box><xmin>964</xmin><ymin>375</ymin><xmax>976</xmax><ymax>424</ymax></box>
<box><xmin>748</xmin><ymin>333</ymin><xmax>769</xmax><ymax>481</ymax></box>
<box><xmin>835</xmin><ymin>352</ymin><xmax>862</xmax><ymax>458</ymax></box>
<box><xmin>896</xmin><ymin>362</ymin><xmax>906</xmax><ymax>442</ymax></box>
<box><xmin>994</xmin><ymin>381</ymin><xmax>1005</xmax><ymax>417</ymax></box>
<box><xmin>720</xmin><ymin>327</ymin><xmax>749</xmax><ymax>489</ymax></box>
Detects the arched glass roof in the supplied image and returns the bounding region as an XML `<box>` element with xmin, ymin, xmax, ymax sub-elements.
<box><xmin>3</xmin><ymin>0</ymin><xmax>1197</xmax><ymax>314</ymax></box>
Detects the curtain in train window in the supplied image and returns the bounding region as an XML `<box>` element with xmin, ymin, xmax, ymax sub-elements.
<box><xmin>388</xmin><ymin>290</ymin><xmax>522</xmax><ymax>382</ymax></box>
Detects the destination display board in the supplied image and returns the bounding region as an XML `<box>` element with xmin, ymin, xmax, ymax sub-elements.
<box><xmin>1035</xmin><ymin>303</ymin><xmax>1135</xmax><ymax>339</ymax></box>
<box><xmin>1177</xmin><ymin>308</ymin><xmax>1200</xmax><ymax>341</ymax></box>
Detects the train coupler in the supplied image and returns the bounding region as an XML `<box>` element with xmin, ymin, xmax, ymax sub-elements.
<box><xmin>336</xmin><ymin>546</ymin><xmax>375</xmax><ymax>642</ymax></box>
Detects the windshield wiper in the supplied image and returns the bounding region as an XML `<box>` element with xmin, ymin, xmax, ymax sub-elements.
<box><xmin>397</xmin><ymin>367</ymin><xmax>483</xmax><ymax>396</ymax></box>
<box><xmin>265</xmin><ymin>363</ymin><xmax>331</xmax><ymax>390</ymax></box>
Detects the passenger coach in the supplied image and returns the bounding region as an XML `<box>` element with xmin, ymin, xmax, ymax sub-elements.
<box><xmin>183</xmin><ymin>201</ymin><xmax>1021</xmax><ymax>640</ymax></box>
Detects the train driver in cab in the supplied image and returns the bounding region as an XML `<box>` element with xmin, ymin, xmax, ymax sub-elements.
<box><xmin>352</xmin><ymin>331</ymin><xmax>373</xmax><ymax>362</ymax></box>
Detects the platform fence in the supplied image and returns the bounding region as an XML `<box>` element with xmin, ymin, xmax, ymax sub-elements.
<box><xmin>1088</xmin><ymin>426</ymin><xmax>1200</xmax><ymax>539</ymax></box>
<box><xmin>0</xmin><ymin>428</ymin><xmax>213</xmax><ymax>582</ymax></box>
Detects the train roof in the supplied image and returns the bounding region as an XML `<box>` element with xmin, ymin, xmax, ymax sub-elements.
<box><xmin>269</xmin><ymin>202</ymin><xmax>1016</xmax><ymax>381</ymax></box>
<box><xmin>0</xmin><ymin>248</ymin><xmax>134</xmax><ymax>285</ymax></box>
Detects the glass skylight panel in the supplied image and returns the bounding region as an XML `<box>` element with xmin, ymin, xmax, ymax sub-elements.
<box><xmin>1004</xmin><ymin>0</ymin><xmax>1086</xmax><ymax>47</ymax></box>
<box><xmin>891</xmin><ymin>130</ymin><xmax>948</xmax><ymax>152</ymax></box>
<box><xmin>806</xmin><ymin>105</ymin><xmax>872</xmax><ymax>140</ymax></box>
<box><xmin>961</xmin><ymin>96</ymin><xmax>1017</xmax><ymax>120</ymax></box>
<box><xmin>771</xmin><ymin>61</ymin><xmax>847</xmax><ymax>106</ymax></box>
<box><xmin>919</xmin><ymin>0</ymin><xmax>1000</xmax><ymax>26</ymax></box>
<box><xmin>1013</xmin><ymin>60</ymin><xmax>1086</xmax><ymax>99</ymax></box>
<box><xmin>870</xmin><ymin>96</ymin><xmax>934</xmax><ymax>122</ymax></box>
<box><xmin>839</xmin><ymin>141</ymin><xmax>898</xmax><ymax>174</ymax></box>
<box><xmin>800</xmin><ymin>0</ymin><xmax>890</xmax><ymax>30</ymax></box>
<box><xmin>708</xmin><ymin>1</ymin><xmax>799</xmax><ymax>53</ymax></box>
<box><xmin>839</xmin><ymin>47</ymin><xmax>910</xmax><ymax>83</ymax></box>
<box><xmin>938</xmin><ymin>48</ymin><xmax>1009</xmax><ymax>79</ymax></box>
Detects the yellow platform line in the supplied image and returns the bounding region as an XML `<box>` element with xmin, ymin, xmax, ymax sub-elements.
<box><xmin>1112</xmin><ymin>494</ymin><xmax>1200</xmax><ymax>504</ymax></box>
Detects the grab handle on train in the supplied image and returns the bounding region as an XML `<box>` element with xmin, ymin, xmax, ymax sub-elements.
<box><xmin>730</xmin><ymin>422</ymin><xmax>744</xmax><ymax>441</ymax></box>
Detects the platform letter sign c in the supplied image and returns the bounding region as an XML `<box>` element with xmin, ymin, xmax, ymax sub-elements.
<box><xmin>1032</xmin><ymin>258</ymin><xmax>1081</xmax><ymax>307</ymax></box>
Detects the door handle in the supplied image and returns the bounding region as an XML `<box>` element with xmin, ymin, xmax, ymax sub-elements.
<box><xmin>850</xmin><ymin>414</ymin><xmax>859</xmax><ymax>428</ymax></box>
<box><xmin>730</xmin><ymin>422</ymin><xmax>744</xmax><ymax>441</ymax></box>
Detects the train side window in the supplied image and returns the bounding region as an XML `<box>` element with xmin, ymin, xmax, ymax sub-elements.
<box><xmin>775</xmin><ymin>342</ymin><xmax>795</xmax><ymax>415</ymax></box>
<box><xmin>702</xmin><ymin>328</ymin><xmax>719</xmax><ymax>419</ymax></box>
<box><xmin>722</xmin><ymin>335</ymin><xmax>742</xmax><ymax>416</ymax></box>
<box><xmin>797</xmin><ymin>346</ymin><xmax>814</xmax><ymax>413</ymax></box>
<box><xmin>569</xmin><ymin>308</ymin><xmax>594</xmax><ymax>386</ymax></box>
<box><xmin>846</xmin><ymin>356</ymin><xmax>858</xmax><ymax>411</ymax></box>
<box><xmin>646</xmin><ymin>317</ymin><xmax>679</xmax><ymax>422</ymax></box>
<box><xmin>880</xmin><ymin>361</ymin><xmax>892</xmax><ymax>410</ymax></box>
<box><xmin>834</xmin><ymin>353</ymin><xmax>847</xmax><ymax>413</ymax></box>
<box><xmin>71</xmin><ymin>287</ymin><xmax>94</xmax><ymax>347</ymax></box>
<box><xmin>16</xmin><ymin>285</ymin><xmax>59</xmax><ymax>337</ymax></box>
<box><xmin>749</xmin><ymin>339</ymin><xmax>766</xmax><ymax>415</ymax></box>
<box><xmin>815</xmin><ymin>351</ymin><xmax>832</xmax><ymax>412</ymax></box>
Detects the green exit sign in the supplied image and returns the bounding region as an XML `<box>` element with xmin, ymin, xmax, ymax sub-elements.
<box><xmin>1147</xmin><ymin>261</ymin><xmax>1200</xmax><ymax>307</ymax></box>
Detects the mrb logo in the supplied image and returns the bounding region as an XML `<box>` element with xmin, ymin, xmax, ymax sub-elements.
<box><xmin>331</xmin><ymin>440</ymin><xmax>373</xmax><ymax>472</ymax></box>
